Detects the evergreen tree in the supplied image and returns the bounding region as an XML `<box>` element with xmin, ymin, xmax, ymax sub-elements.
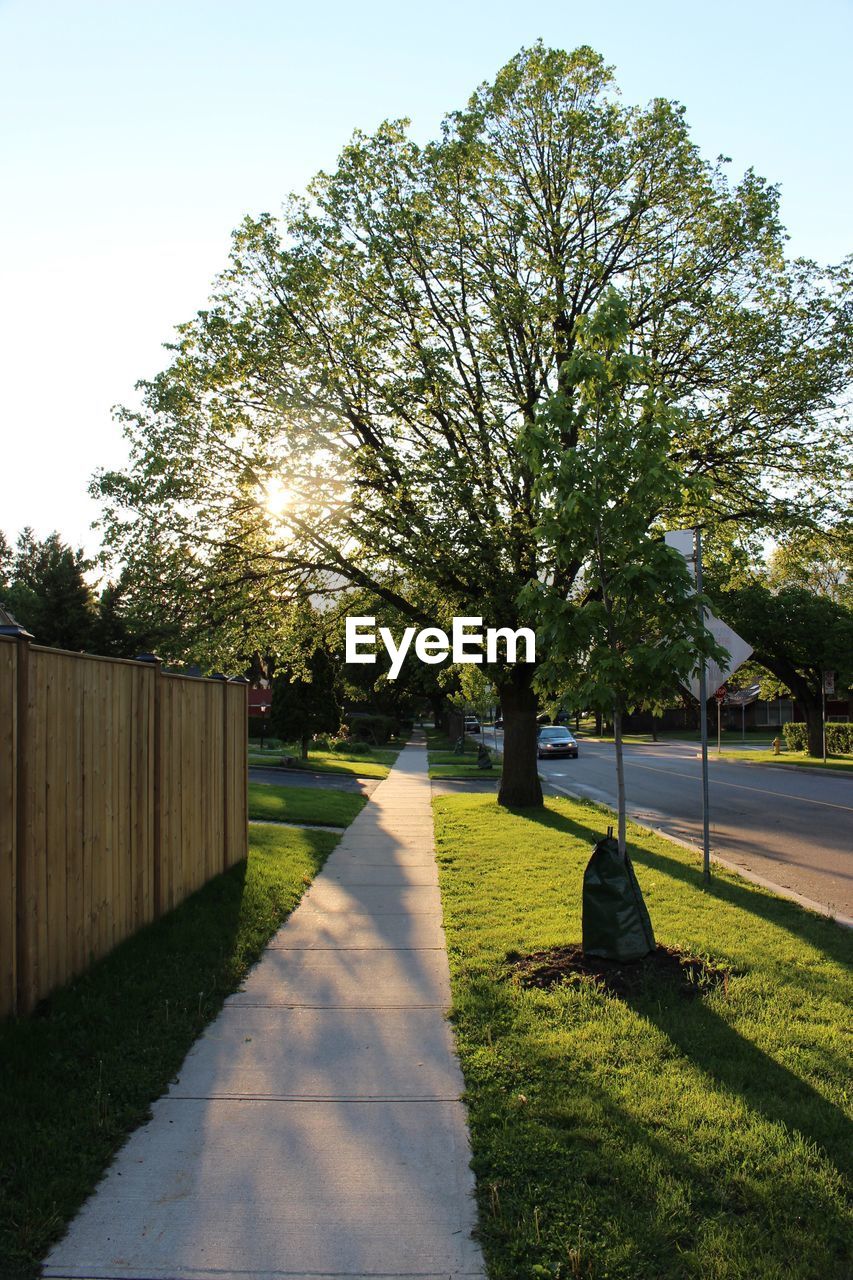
<box><xmin>4</xmin><ymin>529</ymin><xmax>97</xmax><ymax>650</ymax></box>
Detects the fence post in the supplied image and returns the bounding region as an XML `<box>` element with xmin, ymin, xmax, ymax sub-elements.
<box><xmin>135</xmin><ymin>654</ymin><xmax>162</xmax><ymax>917</ymax></box>
<box><xmin>231</xmin><ymin>677</ymin><xmax>249</xmax><ymax>863</ymax></box>
<box><xmin>211</xmin><ymin>674</ymin><xmax>229</xmax><ymax>871</ymax></box>
<box><xmin>1</xmin><ymin>618</ymin><xmax>33</xmax><ymax>1015</ymax></box>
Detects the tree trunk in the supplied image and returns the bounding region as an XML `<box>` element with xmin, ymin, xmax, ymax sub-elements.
<box><xmin>613</xmin><ymin>703</ymin><xmax>627</xmax><ymax>855</ymax></box>
<box><xmin>594</xmin><ymin>710</ymin><xmax>602</xmax><ymax>736</ymax></box>
<box><xmin>428</xmin><ymin>693</ymin><xmax>446</xmax><ymax>732</ymax></box>
<box><xmin>776</xmin><ymin>669</ymin><xmax>824</xmax><ymax>757</ymax></box>
<box><xmin>300</xmin><ymin>733</ymin><xmax>309</xmax><ymax>761</ymax></box>
<box><xmin>650</xmin><ymin>715</ymin><xmax>659</xmax><ymax>743</ymax></box>
<box><xmin>801</xmin><ymin>695</ymin><xmax>824</xmax><ymax>757</ymax></box>
<box><xmin>497</xmin><ymin>671</ymin><xmax>543</xmax><ymax>808</ymax></box>
<box><xmin>447</xmin><ymin>708</ymin><xmax>464</xmax><ymax>747</ymax></box>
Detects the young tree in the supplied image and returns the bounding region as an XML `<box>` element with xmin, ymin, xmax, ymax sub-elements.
<box><xmin>525</xmin><ymin>292</ymin><xmax>722</xmax><ymax>850</ymax></box>
<box><xmin>456</xmin><ymin>663</ymin><xmax>497</xmax><ymax>727</ymax></box>
<box><xmin>95</xmin><ymin>43</ymin><xmax>852</xmax><ymax>806</ymax></box>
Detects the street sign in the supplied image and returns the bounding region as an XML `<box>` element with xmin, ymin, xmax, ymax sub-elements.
<box><xmin>664</xmin><ymin>529</ymin><xmax>696</xmax><ymax>566</ymax></box>
<box><xmin>664</xmin><ymin>532</ymin><xmax>754</xmax><ymax>700</ymax></box>
<box><xmin>823</xmin><ymin>671</ymin><xmax>836</xmax><ymax>696</ymax></box>
<box><xmin>686</xmin><ymin>609</ymin><xmax>753</xmax><ymax>702</ymax></box>
<box><xmin>714</xmin><ymin>684</ymin><xmax>728</xmax><ymax>703</ymax></box>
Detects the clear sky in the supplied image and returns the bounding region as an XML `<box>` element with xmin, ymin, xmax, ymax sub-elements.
<box><xmin>1</xmin><ymin>0</ymin><xmax>851</xmax><ymax>560</ymax></box>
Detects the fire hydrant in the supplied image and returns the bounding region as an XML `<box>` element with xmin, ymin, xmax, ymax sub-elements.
<box><xmin>772</xmin><ymin>737</ymin><xmax>781</xmax><ymax>755</ymax></box>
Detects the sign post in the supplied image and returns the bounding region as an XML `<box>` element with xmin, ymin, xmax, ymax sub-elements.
<box><xmin>715</xmin><ymin>684</ymin><xmax>727</xmax><ymax>755</ymax></box>
<box><xmin>694</xmin><ymin>528</ymin><xmax>712</xmax><ymax>884</ymax></box>
<box><xmin>665</xmin><ymin>529</ymin><xmax>753</xmax><ymax>888</ymax></box>
<box><xmin>822</xmin><ymin>671</ymin><xmax>835</xmax><ymax>763</ymax></box>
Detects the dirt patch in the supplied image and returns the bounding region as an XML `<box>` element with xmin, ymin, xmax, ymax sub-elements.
<box><xmin>507</xmin><ymin>943</ymin><xmax>735</xmax><ymax>999</ymax></box>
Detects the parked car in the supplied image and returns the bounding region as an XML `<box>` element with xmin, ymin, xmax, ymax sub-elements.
<box><xmin>464</xmin><ymin>716</ymin><xmax>481</xmax><ymax>733</ymax></box>
<box><xmin>494</xmin><ymin>716</ymin><xmax>503</xmax><ymax>729</ymax></box>
<box><xmin>537</xmin><ymin>726</ymin><xmax>579</xmax><ymax>758</ymax></box>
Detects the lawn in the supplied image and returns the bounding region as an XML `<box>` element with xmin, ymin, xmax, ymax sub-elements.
<box><xmin>716</xmin><ymin>749</ymin><xmax>853</xmax><ymax>774</ymax></box>
<box><xmin>248</xmin><ymin>780</ymin><xmax>367</xmax><ymax>827</ymax></box>
<box><xmin>249</xmin><ymin>740</ymin><xmax>400</xmax><ymax>778</ymax></box>
<box><xmin>0</xmin><ymin>823</ymin><xmax>338</xmax><ymax>1280</ymax></box>
<box><xmin>433</xmin><ymin>792</ymin><xmax>853</xmax><ymax>1280</ymax></box>
<box><xmin>578</xmin><ymin>726</ymin><xmax>778</xmax><ymax>748</ymax></box>
<box><xmin>426</xmin><ymin>728</ymin><xmax>502</xmax><ymax>779</ymax></box>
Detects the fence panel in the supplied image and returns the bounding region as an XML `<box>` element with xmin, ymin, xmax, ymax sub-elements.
<box><xmin>226</xmin><ymin>685</ymin><xmax>248</xmax><ymax>869</ymax></box>
<box><xmin>0</xmin><ymin>639</ymin><xmax>247</xmax><ymax>1017</ymax></box>
<box><xmin>0</xmin><ymin>641</ymin><xmax>17</xmax><ymax>1017</ymax></box>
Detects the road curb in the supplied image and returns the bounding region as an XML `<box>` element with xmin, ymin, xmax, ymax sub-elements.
<box><xmin>710</xmin><ymin>755</ymin><xmax>852</xmax><ymax>778</ymax></box>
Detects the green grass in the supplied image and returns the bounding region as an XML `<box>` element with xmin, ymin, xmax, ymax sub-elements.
<box><xmin>248</xmin><ymin>780</ymin><xmax>367</xmax><ymax>827</ymax></box>
<box><xmin>426</xmin><ymin>728</ymin><xmax>502</xmax><ymax>779</ymax></box>
<box><xmin>716</xmin><ymin>749</ymin><xmax>853</xmax><ymax>774</ymax></box>
<box><xmin>0</xmin><ymin>823</ymin><xmax>338</xmax><ymax>1280</ymax></box>
<box><xmin>433</xmin><ymin>792</ymin><xmax>853</xmax><ymax>1280</ymax></box>
<box><xmin>249</xmin><ymin>741</ymin><xmax>400</xmax><ymax>778</ymax></box>
<box><xmin>579</xmin><ymin>727</ymin><xmax>778</xmax><ymax>748</ymax></box>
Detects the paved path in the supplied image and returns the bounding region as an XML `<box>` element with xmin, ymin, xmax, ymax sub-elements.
<box><xmin>44</xmin><ymin>738</ymin><xmax>484</xmax><ymax>1280</ymax></box>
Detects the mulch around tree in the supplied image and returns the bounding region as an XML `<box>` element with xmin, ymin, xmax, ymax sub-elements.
<box><xmin>507</xmin><ymin>943</ymin><xmax>736</xmax><ymax>999</ymax></box>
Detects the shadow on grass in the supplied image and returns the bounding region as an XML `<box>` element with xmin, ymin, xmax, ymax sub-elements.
<box><xmin>632</xmin><ymin>983</ymin><xmax>852</xmax><ymax>1175</ymax></box>
<box><xmin>512</xmin><ymin>801</ymin><xmax>853</xmax><ymax>970</ymax></box>
<box><xmin>472</xmin><ymin>1043</ymin><xmax>852</xmax><ymax>1280</ymax></box>
<box><xmin>0</xmin><ymin>828</ymin><xmax>335</xmax><ymax>1280</ymax></box>
<box><xmin>457</xmin><ymin>967</ymin><xmax>852</xmax><ymax>1278</ymax></box>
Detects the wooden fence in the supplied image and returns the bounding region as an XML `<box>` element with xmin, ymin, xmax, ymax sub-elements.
<box><xmin>0</xmin><ymin>636</ymin><xmax>247</xmax><ymax>1017</ymax></box>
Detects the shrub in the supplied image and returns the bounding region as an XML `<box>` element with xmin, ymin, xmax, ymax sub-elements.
<box><xmin>332</xmin><ymin>739</ymin><xmax>372</xmax><ymax>754</ymax></box>
<box><xmin>782</xmin><ymin>722</ymin><xmax>853</xmax><ymax>754</ymax></box>
<box><xmin>782</xmin><ymin>723</ymin><xmax>807</xmax><ymax>751</ymax></box>
<box><xmin>827</xmin><ymin>722</ymin><xmax>853</xmax><ymax>753</ymax></box>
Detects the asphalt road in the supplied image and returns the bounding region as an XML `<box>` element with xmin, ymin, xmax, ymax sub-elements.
<box><xmin>530</xmin><ymin>736</ymin><xmax>853</xmax><ymax>920</ymax></box>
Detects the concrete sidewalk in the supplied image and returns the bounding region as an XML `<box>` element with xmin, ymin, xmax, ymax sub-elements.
<box><xmin>44</xmin><ymin>738</ymin><xmax>484</xmax><ymax>1280</ymax></box>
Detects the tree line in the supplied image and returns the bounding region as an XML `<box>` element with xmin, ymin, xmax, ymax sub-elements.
<box><xmin>7</xmin><ymin>43</ymin><xmax>851</xmax><ymax>799</ymax></box>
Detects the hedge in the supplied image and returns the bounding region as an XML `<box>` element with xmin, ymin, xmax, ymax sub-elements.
<box><xmin>782</xmin><ymin>722</ymin><xmax>853</xmax><ymax>754</ymax></box>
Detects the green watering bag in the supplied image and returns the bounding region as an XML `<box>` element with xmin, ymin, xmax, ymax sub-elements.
<box><xmin>582</xmin><ymin>829</ymin><xmax>656</xmax><ymax>962</ymax></box>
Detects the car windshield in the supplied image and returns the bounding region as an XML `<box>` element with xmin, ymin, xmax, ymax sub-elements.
<box><xmin>540</xmin><ymin>728</ymin><xmax>572</xmax><ymax>740</ymax></box>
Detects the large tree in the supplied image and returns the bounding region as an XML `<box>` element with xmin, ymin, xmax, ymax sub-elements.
<box><xmin>767</xmin><ymin>526</ymin><xmax>852</xmax><ymax>609</ymax></box>
<box><xmin>713</xmin><ymin>584</ymin><xmax>853</xmax><ymax>756</ymax></box>
<box><xmin>96</xmin><ymin>43</ymin><xmax>852</xmax><ymax>805</ymax></box>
